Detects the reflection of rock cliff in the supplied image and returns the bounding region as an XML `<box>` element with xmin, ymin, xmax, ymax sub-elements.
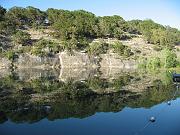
<box><xmin>0</xmin><ymin>79</ymin><xmax>176</xmax><ymax>124</ymax></box>
<box><xmin>0</xmin><ymin>69</ymin><xmax>176</xmax><ymax>124</ymax></box>
<box><xmin>1</xmin><ymin>67</ymin><xmax>165</xmax><ymax>93</ymax></box>
<box><xmin>12</xmin><ymin>68</ymin><xmax>149</xmax><ymax>92</ymax></box>
<box><xmin>59</xmin><ymin>67</ymin><xmax>97</xmax><ymax>82</ymax></box>
<box><xmin>14</xmin><ymin>68</ymin><xmax>59</xmax><ymax>81</ymax></box>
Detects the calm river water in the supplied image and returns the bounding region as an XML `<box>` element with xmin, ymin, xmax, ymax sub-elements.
<box><xmin>0</xmin><ymin>68</ymin><xmax>180</xmax><ymax>135</ymax></box>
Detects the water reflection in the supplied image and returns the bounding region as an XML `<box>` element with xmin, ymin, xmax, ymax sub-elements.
<box><xmin>0</xmin><ymin>68</ymin><xmax>177</xmax><ymax>125</ymax></box>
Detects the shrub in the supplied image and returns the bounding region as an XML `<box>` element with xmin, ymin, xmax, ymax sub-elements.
<box><xmin>31</xmin><ymin>38</ymin><xmax>62</xmax><ymax>56</ymax></box>
<box><xmin>76</xmin><ymin>37</ymin><xmax>90</xmax><ymax>50</ymax></box>
<box><xmin>5</xmin><ymin>50</ymin><xmax>15</xmax><ymax>61</ymax></box>
<box><xmin>87</xmin><ymin>41</ymin><xmax>108</xmax><ymax>56</ymax></box>
<box><xmin>147</xmin><ymin>57</ymin><xmax>161</xmax><ymax>69</ymax></box>
<box><xmin>12</xmin><ymin>30</ymin><xmax>31</xmax><ymax>46</ymax></box>
<box><xmin>112</xmin><ymin>41</ymin><xmax>133</xmax><ymax>57</ymax></box>
<box><xmin>62</xmin><ymin>38</ymin><xmax>78</xmax><ymax>52</ymax></box>
<box><xmin>139</xmin><ymin>49</ymin><xmax>178</xmax><ymax>69</ymax></box>
<box><xmin>138</xmin><ymin>57</ymin><xmax>147</xmax><ymax>69</ymax></box>
<box><xmin>163</xmin><ymin>49</ymin><xmax>177</xmax><ymax>68</ymax></box>
<box><xmin>31</xmin><ymin>47</ymin><xmax>47</xmax><ymax>56</ymax></box>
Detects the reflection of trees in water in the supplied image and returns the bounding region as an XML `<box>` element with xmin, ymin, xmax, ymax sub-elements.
<box><xmin>0</xmin><ymin>71</ymin><xmax>178</xmax><ymax>124</ymax></box>
<box><xmin>0</xmin><ymin>91</ymin><xmax>140</xmax><ymax>123</ymax></box>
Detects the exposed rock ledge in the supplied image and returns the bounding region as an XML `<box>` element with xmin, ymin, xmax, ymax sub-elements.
<box><xmin>0</xmin><ymin>57</ymin><xmax>12</xmax><ymax>69</ymax></box>
<box><xmin>0</xmin><ymin>51</ymin><xmax>138</xmax><ymax>69</ymax></box>
<box><xmin>100</xmin><ymin>53</ymin><xmax>137</xmax><ymax>69</ymax></box>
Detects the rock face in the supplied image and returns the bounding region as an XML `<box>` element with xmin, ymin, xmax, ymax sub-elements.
<box><xmin>14</xmin><ymin>53</ymin><xmax>59</xmax><ymax>68</ymax></box>
<box><xmin>2</xmin><ymin>51</ymin><xmax>138</xmax><ymax>69</ymax></box>
<box><xmin>13</xmin><ymin>51</ymin><xmax>97</xmax><ymax>69</ymax></box>
<box><xmin>59</xmin><ymin>51</ymin><xmax>98</xmax><ymax>68</ymax></box>
<box><xmin>0</xmin><ymin>57</ymin><xmax>11</xmax><ymax>69</ymax></box>
<box><xmin>100</xmin><ymin>53</ymin><xmax>137</xmax><ymax>69</ymax></box>
<box><xmin>0</xmin><ymin>69</ymin><xmax>11</xmax><ymax>78</ymax></box>
<box><xmin>59</xmin><ymin>51</ymin><xmax>137</xmax><ymax>68</ymax></box>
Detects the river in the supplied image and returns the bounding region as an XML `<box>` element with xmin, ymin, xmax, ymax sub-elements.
<box><xmin>0</xmin><ymin>68</ymin><xmax>179</xmax><ymax>135</ymax></box>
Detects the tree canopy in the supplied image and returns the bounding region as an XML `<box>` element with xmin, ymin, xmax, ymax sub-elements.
<box><xmin>1</xmin><ymin>5</ymin><xmax>179</xmax><ymax>48</ymax></box>
<box><xmin>128</xmin><ymin>19</ymin><xmax>180</xmax><ymax>48</ymax></box>
<box><xmin>0</xmin><ymin>6</ymin><xmax>180</xmax><ymax>60</ymax></box>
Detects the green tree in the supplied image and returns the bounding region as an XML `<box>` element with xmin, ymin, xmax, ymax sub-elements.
<box><xmin>98</xmin><ymin>15</ymin><xmax>127</xmax><ymax>38</ymax></box>
<box><xmin>128</xmin><ymin>19</ymin><xmax>180</xmax><ymax>48</ymax></box>
<box><xmin>25</xmin><ymin>6</ymin><xmax>46</xmax><ymax>28</ymax></box>
<box><xmin>163</xmin><ymin>49</ymin><xmax>177</xmax><ymax>68</ymax></box>
<box><xmin>0</xmin><ymin>6</ymin><xmax>6</xmax><ymax>21</ymax></box>
<box><xmin>5</xmin><ymin>7</ymin><xmax>27</xmax><ymax>28</ymax></box>
<box><xmin>62</xmin><ymin>38</ymin><xmax>78</xmax><ymax>53</ymax></box>
<box><xmin>0</xmin><ymin>6</ymin><xmax>16</xmax><ymax>34</ymax></box>
<box><xmin>47</xmin><ymin>9</ymin><xmax>97</xmax><ymax>40</ymax></box>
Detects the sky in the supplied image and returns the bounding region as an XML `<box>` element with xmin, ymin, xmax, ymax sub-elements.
<box><xmin>0</xmin><ymin>0</ymin><xmax>180</xmax><ymax>29</ymax></box>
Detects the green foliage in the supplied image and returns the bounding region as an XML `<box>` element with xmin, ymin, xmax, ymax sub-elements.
<box><xmin>5</xmin><ymin>6</ymin><xmax>46</xmax><ymax>29</ymax></box>
<box><xmin>4</xmin><ymin>50</ymin><xmax>15</xmax><ymax>61</ymax></box>
<box><xmin>47</xmin><ymin>9</ymin><xmax>136</xmax><ymax>41</ymax></box>
<box><xmin>128</xmin><ymin>19</ymin><xmax>180</xmax><ymax>48</ymax></box>
<box><xmin>76</xmin><ymin>37</ymin><xmax>90</xmax><ymax>50</ymax></box>
<box><xmin>25</xmin><ymin>6</ymin><xmax>46</xmax><ymax>28</ymax></box>
<box><xmin>47</xmin><ymin>9</ymin><xmax>97</xmax><ymax>40</ymax></box>
<box><xmin>31</xmin><ymin>38</ymin><xmax>62</xmax><ymax>56</ymax></box>
<box><xmin>0</xmin><ymin>5</ymin><xmax>180</xmax><ymax>58</ymax></box>
<box><xmin>0</xmin><ymin>6</ymin><xmax>16</xmax><ymax>34</ymax></box>
<box><xmin>87</xmin><ymin>77</ymin><xmax>109</xmax><ymax>90</ymax></box>
<box><xmin>150</xmin><ymin>28</ymin><xmax>178</xmax><ymax>49</ymax></box>
<box><xmin>163</xmin><ymin>49</ymin><xmax>177</xmax><ymax>68</ymax></box>
<box><xmin>138</xmin><ymin>57</ymin><xmax>147</xmax><ymax>69</ymax></box>
<box><xmin>0</xmin><ymin>19</ymin><xmax>16</xmax><ymax>35</ymax></box>
<box><xmin>112</xmin><ymin>41</ymin><xmax>132</xmax><ymax>57</ymax></box>
<box><xmin>0</xmin><ymin>6</ymin><xmax>6</xmax><ymax>21</ymax></box>
<box><xmin>87</xmin><ymin>41</ymin><xmax>109</xmax><ymax>56</ymax></box>
<box><xmin>30</xmin><ymin>77</ymin><xmax>63</xmax><ymax>93</ymax></box>
<box><xmin>139</xmin><ymin>49</ymin><xmax>178</xmax><ymax>69</ymax></box>
<box><xmin>5</xmin><ymin>7</ymin><xmax>27</xmax><ymax>28</ymax></box>
<box><xmin>98</xmin><ymin>15</ymin><xmax>127</xmax><ymax>39</ymax></box>
<box><xmin>62</xmin><ymin>38</ymin><xmax>78</xmax><ymax>52</ymax></box>
<box><xmin>31</xmin><ymin>39</ymin><xmax>49</xmax><ymax>56</ymax></box>
<box><xmin>147</xmin><ymin>57</ymin><xmax>161</xmax><ymax>69</ymax></box>
<box><xmin>12</xmin><ymin>30</ymin><xmax>31</xmax><ymax>45</ymax></box>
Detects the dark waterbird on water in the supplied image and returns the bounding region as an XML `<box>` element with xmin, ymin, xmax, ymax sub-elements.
<box><xmin>172</xmin><ymin>73</ymin><xmax>180</xmax><ymax>82</ymax></box>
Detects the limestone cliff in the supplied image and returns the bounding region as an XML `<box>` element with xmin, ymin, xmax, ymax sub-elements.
<box><xmin>0</xmin><ymin>57</ymin><xmax>11</xmax><ymax>69</ymax></box>
<box><xmin>100</xmin><ymin>53</ymin><xmax>137</xmax><ymax>69</ymax></box>
<box><xmin>58</xmin><ymin>51</ymin><xmax>98</xmax><ymax>68</ymax></box>
<box><xmin>13</xmin><ymin>53</ymin><xmax>59</xmax><ymax>68</ymax></box>
<box><xmin>0</xmin><ymin>51</ymin><xmax>138</xmax><ymax>69</ymax></box>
